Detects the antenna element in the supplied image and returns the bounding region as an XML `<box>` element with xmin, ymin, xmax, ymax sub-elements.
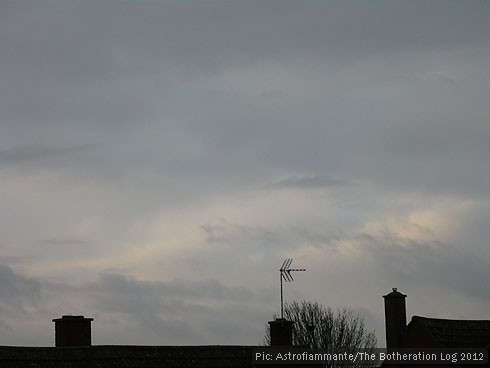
<box><xmin>279</xmin><ymin>258</ymin><xmax>306</xmax><ymax>319</ymax></box>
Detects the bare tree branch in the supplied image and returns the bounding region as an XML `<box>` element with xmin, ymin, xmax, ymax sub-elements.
<box><xmin>264</xmin><ymin>300</ymin><xmax>377</xmax><ymax>368</ymax></box>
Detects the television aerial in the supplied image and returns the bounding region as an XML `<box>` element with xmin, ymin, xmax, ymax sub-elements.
<box><xmin>279</xmin><ymin>258</ymin><xmax>306</xmax><ymax>319</ymax></box>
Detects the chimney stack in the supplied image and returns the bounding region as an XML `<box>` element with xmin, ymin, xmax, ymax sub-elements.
<box><xmin>52</xmin><ymin>315</ymin><xmax>93</xmax><ymax>347</ymax></box>
<box><xmin>269</xmin><ymin>318</ymin><xmax>293</xmax><ymax>346</ymax></box>
<box><xmin>383</xmin><ymin>288</ymin><xmax>407</xmax><ymax>348</ymax></box>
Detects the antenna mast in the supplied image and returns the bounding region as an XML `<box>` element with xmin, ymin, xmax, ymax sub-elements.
<box><xmin>279</xmin><ymin>258</ymin><xmax>306</xmax><ymax>319</ymax></box>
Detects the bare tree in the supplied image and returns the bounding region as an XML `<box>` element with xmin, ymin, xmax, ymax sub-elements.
<box><xmin>264</xmin><ymin>300</ymin><xmax>377</xmax><ymax>367</ymax></box>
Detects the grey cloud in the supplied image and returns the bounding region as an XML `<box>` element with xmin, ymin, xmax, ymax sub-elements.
<box><xmin>0</xmin><ymin>256</ymin><xmax>31</xmax><ymax>265</ymax></box>
<box><xmin>1</xmin><ymin>0</ymin><xmax>490</xmax><ymax>347</ymax></box>
<box><xmin>1</xmin><ymin>1</ymin><xmax>489</xmax><ymax>199</ymax></box>
<box><xmin>288</xmin><ymin>226</ymin><xmax>341</xmax><ymax>250</ymax></box>
<box><xmin>39</xmin><ymin>238</ymin><xmax>90</xmax><ymax>247</ymax></box>
<box><xmin>5</xmin><ymin>270</ymin><xmax>271</xmax><ymax>344</ymax></box>
<box><xmin>0</xmin><ymin>319</ymin><xmax>14</xmax><ymax>335</ymax></box>
<box><xmin>4</xmin><ymin>1</ymin><xmax>489</xmax><ymax>77</ymax></box>
<box><xmin>92</xmin><ymin>273</ymin><xmax>254</xmax><ymax>302</ymax></box>
<box><xmin>356</xmin><ymin>232</ymin><xmax>490</xmax><ymax>302</ymax></box>
<box><xmin>266</xmin><ymin>175</ymin><xmax>348</xmax><ymax>189</ymax></box>
<box><xmin>83</xmin><ymin>272</ymin><xmax>266</xmax><ymax>344</ymax></box>
<box><xmin>202</xmin><ymin>222</ymin><xmax>281</xmax><ymax>248</ymax></box>
<box><xmin>202</xmin><ymin>221</ymin><xmax>339</xmax><ymax>251</ymax></box>
<box><xmin>0</xmin><ymin>144</ymin><xmax>99</xmax><ymax>167</ymax></box>
<box><xmin>0</xmin><ymin>264</ymin><xmax>41</xmax><ymax>314</ymax></box>
<box><xmin>4</xmin><ymin>1</ymin><xmax>489</xmax><ymax>108</ymax></box>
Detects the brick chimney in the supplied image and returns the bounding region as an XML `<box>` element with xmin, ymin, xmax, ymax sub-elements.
<box><xmin>269</xmin><ymin>318</ymin><xmax>293</xmax><ymax>346</ymax></box>
<box><xmin>383</xmin><ymin>288</ymin><xmax>407</xmax><ymax>348</ymax></box>
<box><xmin>52</xmin><ymin>315</ymin><xmax>94</xmax><ymax>347</ymax></box>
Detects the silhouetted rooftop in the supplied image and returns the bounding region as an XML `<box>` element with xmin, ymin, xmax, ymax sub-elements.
<box><xmin>410</xmin><ymin>315</ymin><xmax>490</xmax><ymax>348</ymax></box>
<box><xmin>0</xmin><ymin>345</ymin><xmax>256</xmax><ymax>368</ymax></box>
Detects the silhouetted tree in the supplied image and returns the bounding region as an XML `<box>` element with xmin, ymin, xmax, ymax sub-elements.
<box><xmin>264</xmin><ymin>300</ymin><xmax>377</xmax><ymax>367</ymax></box>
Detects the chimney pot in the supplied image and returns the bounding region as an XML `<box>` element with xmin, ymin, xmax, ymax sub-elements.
<box><xmin>52</xmin><ymin>315</ymin><xmax>93</xmax><ymax>347</ymax></box>
<box><xmin>269</xmin><ymin>318</ymin><xmax>293</xmax><ymax>346</ymax></box>
<box><xmin>383</xmin><ymin>288</ymin><xmax>407</xmax><ymax>348</ymax></box>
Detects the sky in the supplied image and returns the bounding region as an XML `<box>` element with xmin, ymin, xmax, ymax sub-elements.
<box><xmin>1</xmin><ymin>0</ymin><xmax>490</xmax><ymax>347</ymax></box>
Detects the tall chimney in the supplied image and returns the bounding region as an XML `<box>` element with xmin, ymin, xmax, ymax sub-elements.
<box><xmin>383</xmin><ymin>288</ymin><xmax>407</xmax><ymax>348</ymax></box>
<box><xmin>52</xmin><ymin>315</ymin><xmax>93</xmax><ymax>347</ymax></box>
<box><xmin>269</xmin><ymin>318</ymin><xmax>293</xmax><ymax>346</ymax></box>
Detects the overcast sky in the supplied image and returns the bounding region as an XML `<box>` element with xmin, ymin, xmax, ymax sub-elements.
<box><xmin>1</xmin><ymin>0</ymin><xmax>490</xmax><ymax>347</ymax></box>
